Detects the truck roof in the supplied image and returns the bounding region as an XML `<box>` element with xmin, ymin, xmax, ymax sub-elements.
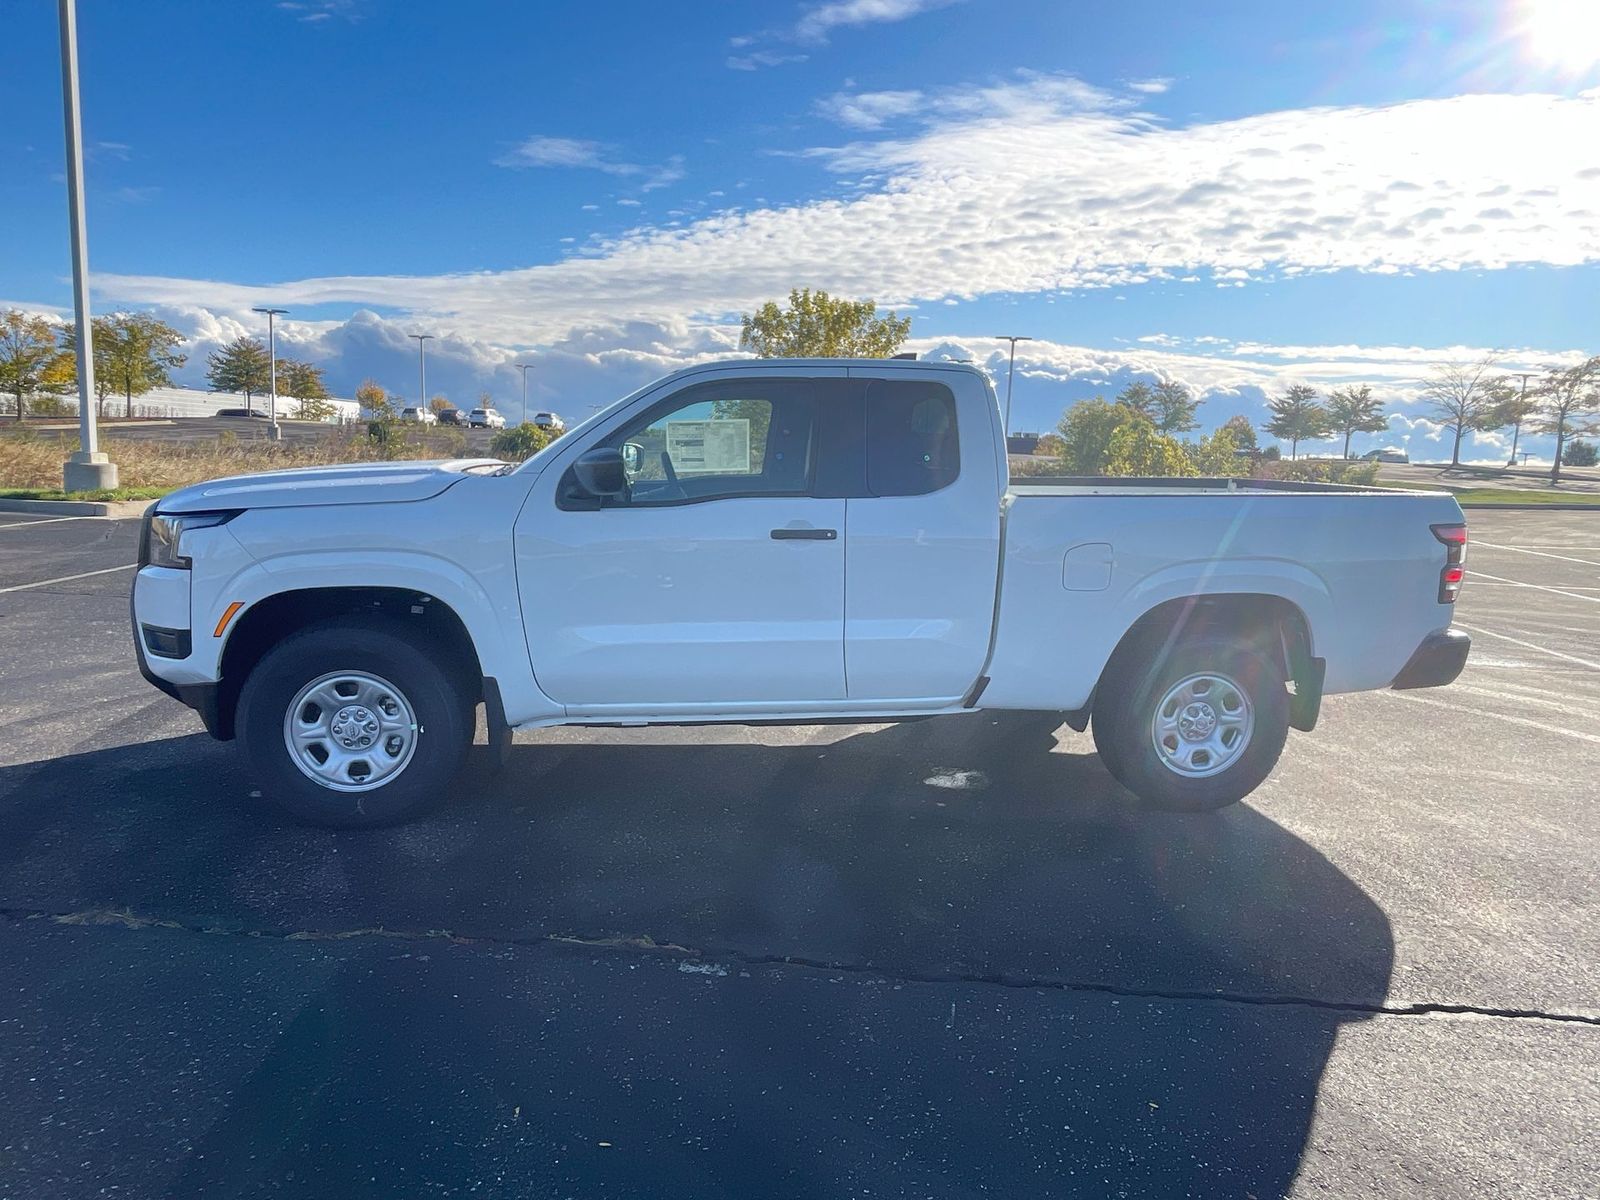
<box><xmin>642</xmin><ymin>356</ymin><xmax>989</xmax><ymax>393</ymax></box>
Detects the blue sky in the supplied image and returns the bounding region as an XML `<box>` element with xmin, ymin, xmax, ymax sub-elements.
<box><xmin>4</xmin><ymin>0</ymin><xmax>1598</xmax><ymax>460</ymax></box>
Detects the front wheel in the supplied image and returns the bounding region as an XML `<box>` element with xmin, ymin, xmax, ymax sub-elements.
<box><xmin>1092</xmin><ymin>637</ymin><xmax>1289</xmax><ymax>812</ymax></box>
<box><xmin>237</xmin><ymin>619</ymin><xmax>474</xmax><ymax>828</ymax></box>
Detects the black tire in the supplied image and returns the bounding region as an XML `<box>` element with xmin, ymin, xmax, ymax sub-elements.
<box><xmin>1091</xmin><ymin>636</ymin><xmax>1289</xmax><ymax>812</ymax></box>
<box><xmin>236</xmin><ymin>619</ymin><xmax>474</xmax><ymax>828</ymax></box>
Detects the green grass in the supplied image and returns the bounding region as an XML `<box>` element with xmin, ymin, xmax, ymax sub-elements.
<box><xmin>1448</xmin><ymin>487</ymin><xmax>1600</xmax><ymax>505</ymax></box>
<box><xmin>1368</xmin><ymin>481</ymin><xmax>1600</xmax><ymax>504</ymax></box>
<box><xmin>1</xmin><ymin>486</ymin><xmax>167</xmax><ymax>502</ymax></box>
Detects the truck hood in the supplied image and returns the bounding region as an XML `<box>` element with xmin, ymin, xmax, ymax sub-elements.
<box><xmin>156</xmin><ymin>459</ymin><xmax>505</xmax><ymax>513</ymax></box>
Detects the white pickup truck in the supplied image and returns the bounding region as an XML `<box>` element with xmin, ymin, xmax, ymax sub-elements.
<box><xmin>132</xmin><ymin>358</ymin><xmax>1470</xmax><ymax>827</ymax></box>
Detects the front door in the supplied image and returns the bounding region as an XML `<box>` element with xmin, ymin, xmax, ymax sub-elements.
<box><xmin>515</xmin><ymin>375</ymin><xmax>849</xmax><ymax>712</ymax></box>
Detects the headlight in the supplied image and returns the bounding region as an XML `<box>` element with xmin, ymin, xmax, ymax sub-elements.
<box><xmin>144</xmin><ymin>511</ymin><xmax>236</xmax><ymax>570</ymax></box>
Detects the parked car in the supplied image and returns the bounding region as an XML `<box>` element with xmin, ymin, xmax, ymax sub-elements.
<box><xmin>399</xmin><ymin>406</ymin><xmax>437</xmax><ymax>425</ymax></box>
<box><xmin>436</xmin><ymin>408</ymin><xmax>467</xmax><ymax>427</ymax></box>
<box><xmin>1359</xmin><ymin>448</ymin><xmax>1409</xmax><ymax>464</ymax></box>
<box><xmin>216</xmin><ymin>407</ymin><xmax>269</xmax><ymax>419</ymax></box>
<box><xmin>133</xmin><ymin>359</ymin><xmax>1470</xmax><ymax>828</ymax></box>
<box><xmin>532</xmin><ymin>411</ymin><xmax>565</xmax><ymax>433</ymax></box>
<box><xmin>470</xmin><ymin>407</ymin><xmax>506</xmax><ymax>429</ymax></box>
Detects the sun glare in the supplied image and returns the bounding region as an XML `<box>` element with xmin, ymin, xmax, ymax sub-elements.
<box><xmin>1517</xmin><ymin>0</ymin><xmax>1600</xmax><ymax>74</ymax></box>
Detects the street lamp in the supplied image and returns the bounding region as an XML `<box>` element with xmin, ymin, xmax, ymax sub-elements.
<box><xmin>1508</xmin><ymin>372</ymin><xmax>1535</xmax><ymax>467</ymax></box>
<box><xmin>993</xmin><ymin>335</ymin><xmax>1034</xmax><ymax>436</ymax></box>
<box><xmin>252</xmin><ymin>306</ymin><xmax>288</xmax><ymax>440</ymax></box>
<box><xmin>515</xmin><ymin>362</ymin><xmax>535</xmax><ymax>425</ymax></box>
<box><xmin>409</xmin><ymin>333</ymin><xmax>434</xmax><ymax>412</ymax></box>
<box><xmin>57</xmin><ymin>0</ymin><xmax>116</xmax><ymax>492</ymax></box>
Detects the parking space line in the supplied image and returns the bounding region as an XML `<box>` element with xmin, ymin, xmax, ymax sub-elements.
<box><xmin>1453</xmin><ymin>684</ymin><xmax>1596</xmax><ymax>721</ymax></box>
<box><xmin>1470</xmin><ymin>581</ymin><xmax>1600</xmax><ymax>590</ymax></box>
<box><xmin>1471</xmin><ymin>571</ymin><xmax>1600</xmax><ymax>605</ymax></box>
<box><xmin>1383</xmin><ymin>689</ymin><xmax>1600</xmax><ymax>746</ymax></box>
<box><xmin>1454</xmin><ymin>621</ymin><xmax>1600</xmax><ymax>672</ymax></box>
<box><xmin>1475</xmin><ymin>541</ymin><xmax>1600</xmax><ymax>568</ymax></box>
<box><xmin>0</xmin><ymin>564</ymin><xmax>135</xmax><ymax>595</ymax></box>
<box><xmin>0</xmin><ymin>516</ymin><xmax>95</xmax><ymax>531</ymax></box>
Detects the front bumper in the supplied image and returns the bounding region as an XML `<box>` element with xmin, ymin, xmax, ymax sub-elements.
<box><xmin>1390</xmin><ymin>628</ymin><xmax>1471</xmax><ymax>690</ymax></box>
<box><xmin>130</xmin><ymin>575</ymin><xmax>229</xmax><ymax>739</ymax></box>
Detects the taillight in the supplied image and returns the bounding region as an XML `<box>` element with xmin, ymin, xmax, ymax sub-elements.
<box><xmin>1432</xmin><ymin>523</ymin><xmax>1467</xmax><ymax>603</ymax></box>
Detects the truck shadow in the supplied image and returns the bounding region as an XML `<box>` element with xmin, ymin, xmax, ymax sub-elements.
<box><xmin>0</xmin><ymin>713</ymin><xmax>1392</xmax><ymax>1198</ymax></box>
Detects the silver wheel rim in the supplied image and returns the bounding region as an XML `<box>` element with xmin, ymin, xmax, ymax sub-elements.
<box><xmin>1150</xmin><ymin>672</ymin><xmax>1253</xmax><ymax>779</ymax></box>
<box><xmin>283</xmin><ymin>670</ymin><xmax>419</xmax><ymax>793</ymax></box>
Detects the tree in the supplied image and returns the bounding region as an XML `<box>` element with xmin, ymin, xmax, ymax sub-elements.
<box><xmin>1104</xmin><ymin>421</ymin><xmax>1197</xmax><ymax>477</ymax></box>
<box><xmin>1032</xmin><ymin>432</ymin><xmax>1066</xmax><ymax>458</ymax></box>
<box><xmin>1152</xmin><ymin>380</ymin><xmax>1202</xmax><ymax>434</ymax></box>
<box><xmin>738</xmin><ymin>288</ymin><xmax>910</xmax><ymax>358</ymax></box>
<box><xmin>1534</xmin><ymin>357</ymin><xmax>1600</xmax><ymax>485</ymax></box>
<box><xmin>489</xmin><ymin>422</ymin><xmax>554</xmax><ymax>461</ymax></box>
<box><xmin>63</xmin><ymin>316</ymin><xmax>115</xmax><ymax>415</ymax></box>
<box><xmin>73</xmin><ymin>312</ymin><xmax>186</xmax><ymax>418</ymax></box>
<box><xmin>1114</xmin><ymin>381</ymin><xmax>1159</xmax><ymax>421</ymax></box>
<box><xmin>355</xmin><ymin>378</ymin><xmax>393</xmax><ymax>420</ymax></box>
<box><xmin>1486</xmin><ymin>376</ymin><xmax>1541</xmax><ymax>466</ymax></box>
<box><xmin>1564</xmin><ymin>439</ymin><xmax>1597</xmax><ymax>467</ymax></box>
<box><xmin>0</xmin><ymin>309</ymin><xmax>70</xmax><ymax>421</ymax></box>
<box><xmin>1220</xmin><ymin>413</ymin><xmax>1258</xmax><ymax>451</ymax></box>
<box><xmin>206</xmin><ymin>337</ymin><xmax>271</xmax><ymax>406</ymax></box>
<box><xmin>1056</xmin><ymin>397</ymin><xmax>1148</xmax><ymax>474</ymax></box>
<box><xmin>429</xmin><ymin>394</ymin><xmax>453</xmax><ymax>414</ymax></box>
<box><xmin>1264</xmin><ymin>384</ymin><xmax>1326</xmax><ymax>460</ymax></box>
<box><xmin>1190</xmin><ymin>424</ymin><xmax>1251</xmax><ymax>476</ymax></box>
<box><xmin>1324</xmin><ymin>384</ymin><xmax>1388</xmax><ymax>459</ymax></box>
<box><xmin>279</xmin><ymin>359</ymin><xmax>334</xmax><ymax>421</ymax></box>
<box><xmin>1420</xmin><ymin>355</ymin><xmax>1502</xmax><ymax>467</ymax></box>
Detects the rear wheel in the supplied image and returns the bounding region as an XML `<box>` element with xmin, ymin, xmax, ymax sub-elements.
<box><xmin>237</xmin><ymin>619</ymin><xmax>474</xmax><ymax>828</ymax></box>
<box><xmin>1092</xmin><ymin>637</ymin><xmax>1288</xmax><ymax>812</ymax></box>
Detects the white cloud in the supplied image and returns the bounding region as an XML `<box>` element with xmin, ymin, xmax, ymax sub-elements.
<box><xmin>1126</xmin><ymin>77</ymin><xmax>1173</xmax><ymax>95</ymax></box>
<box><xmin>115</xmin><ymin>303</ymin><xmax>1575</xmax><ymax>467</ymax></box>
<box><xmin>793</xmin><ymin>0</ymin><xmax>959</xmax><ymax>42</ymax></box>
<box><xmin>276</xmin><ymin>0</ymin><xmax>363</xmax><ymax>23</ymax></box>
<box><xmin>96</xmin><ymin>77</ymin><xmax>1600</xmax><ymax>352</ymax></box>
<box><xmin>495</xmin><ymin>136</ymin><xmax>685</xmax><ymax>192</ymax></box>
<box><xmin>727</xmin><ymin>51</ymin><xmax>809</xmax><ymax>70</ymax></box>
<box><xmin>729</xmin><ymin>0</ymin><xmax>956</xmax><ymax>68</ymax></box>
<box><xmin>911</xmin><ymin>333</ymin><xmax>1574</xmax><ymax>464</ymax></box>
<box><xmin>815</xmin><ymin>88</ymin><xmax>925</xmax><ymax>129</ymax></box>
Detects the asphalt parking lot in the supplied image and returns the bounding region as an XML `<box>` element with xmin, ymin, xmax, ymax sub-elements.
<box><xmin>0</xmin><ymin>509</ymin><xmax>1595</xmax><ymax>1199</ymax></box>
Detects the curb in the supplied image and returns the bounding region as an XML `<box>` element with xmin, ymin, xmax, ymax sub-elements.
<box><xmin>0</xmin><ymin>497</ymin><xmax>157</xmax><ymax>518</ymax></box>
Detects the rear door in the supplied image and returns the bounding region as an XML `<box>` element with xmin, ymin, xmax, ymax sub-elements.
<box><xmin>843</xmin><ymin>373</ymin><xmax>1005</xmax><ymax>701</ymax></box>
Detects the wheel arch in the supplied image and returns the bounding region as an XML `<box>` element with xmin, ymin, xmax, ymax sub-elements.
<box><xmin>213</xmin><ymin>587</ymin><xmax>484</xmax><ymax>740</ymax></box>
<box><xmin>1098</xmin><ymin>592</ymin><xmax>1323</xmax><ymax>732</ymax></box>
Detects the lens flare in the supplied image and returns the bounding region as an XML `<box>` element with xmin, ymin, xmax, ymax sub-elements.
<box><xmin>1516</xmin><ymin>0</ymin><xmax>1600</xmax><ymax>74</ymax></box>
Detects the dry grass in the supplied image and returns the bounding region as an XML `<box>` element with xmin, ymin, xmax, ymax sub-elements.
<box><xmin>0</xmin><ymin>426</ymin><xmax>461</xmax><ymax>492</ymax></box>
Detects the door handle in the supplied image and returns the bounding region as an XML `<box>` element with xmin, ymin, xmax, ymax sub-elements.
<box><xmin>770</xmin><ymin>527</ymin><xmax>838</xmax><ymax>540</ymax></box>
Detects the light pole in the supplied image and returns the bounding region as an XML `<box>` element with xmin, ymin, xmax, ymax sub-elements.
<box><xmin>252</xmin><ymin>306</ymin><xmax>288</xmax><ymax>440</ymax></box>
<box><xmin>57</xmin><ymin>0</ymin><xmax>116</xmax><ymax>492</ymax></box>
<box><xmin>994</xmin><ymin>335</ymin><xmax>1034</xmax><ymax>437</ymax></box>
<box><xmin>515</xmin><ymin>362</ymin><xmax>534</xmax><ymax>425</ymax></box>
<box><xmin>409</xmin><ymin>333</ymin><xmax>434</xmax><ymax>412</ymax></box>
<box><xmin>1508</xmin><ymin>372</ymin><xmax>1535</xmax><ymax>467</ymax></box>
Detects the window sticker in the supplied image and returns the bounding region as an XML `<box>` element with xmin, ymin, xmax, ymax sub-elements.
<box><xmin>666</xmin><ymin>418</ymin><xmax>752</xmax><ymax>474</ymax></box>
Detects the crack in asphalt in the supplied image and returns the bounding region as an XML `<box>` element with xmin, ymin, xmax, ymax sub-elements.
<box><xmin>5</xmin><ymin>904</ymin><xmax>1598</xmax><ymax>1027</ymax></box>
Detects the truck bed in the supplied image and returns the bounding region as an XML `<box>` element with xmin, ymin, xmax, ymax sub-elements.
<box><xmin>982</xmin><ymin>479</ymin><xmax>1465</xmax><ymax>712</ymax></box>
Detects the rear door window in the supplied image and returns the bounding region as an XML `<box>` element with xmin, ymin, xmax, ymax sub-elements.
<box><xmin>864</xmin><ymin>380</ymin><xmax>960</xmax><ymax>496</ymax></box>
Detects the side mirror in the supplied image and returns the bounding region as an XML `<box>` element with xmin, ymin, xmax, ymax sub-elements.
<box><xmin>572</xmin><ymin>447</ymin><xmax>628</xmax><ymax>498</ymax></box>
<box><xmin>621</xmin><ymin>441</ymin><xmax>643</xmax><ymax>474</ymax></box>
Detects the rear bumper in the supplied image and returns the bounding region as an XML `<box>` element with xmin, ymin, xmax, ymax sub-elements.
<box><xmin>1390</xmin><ymin>629</ymin><xmax>1471</xmax><ymax>690</ymax></box>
